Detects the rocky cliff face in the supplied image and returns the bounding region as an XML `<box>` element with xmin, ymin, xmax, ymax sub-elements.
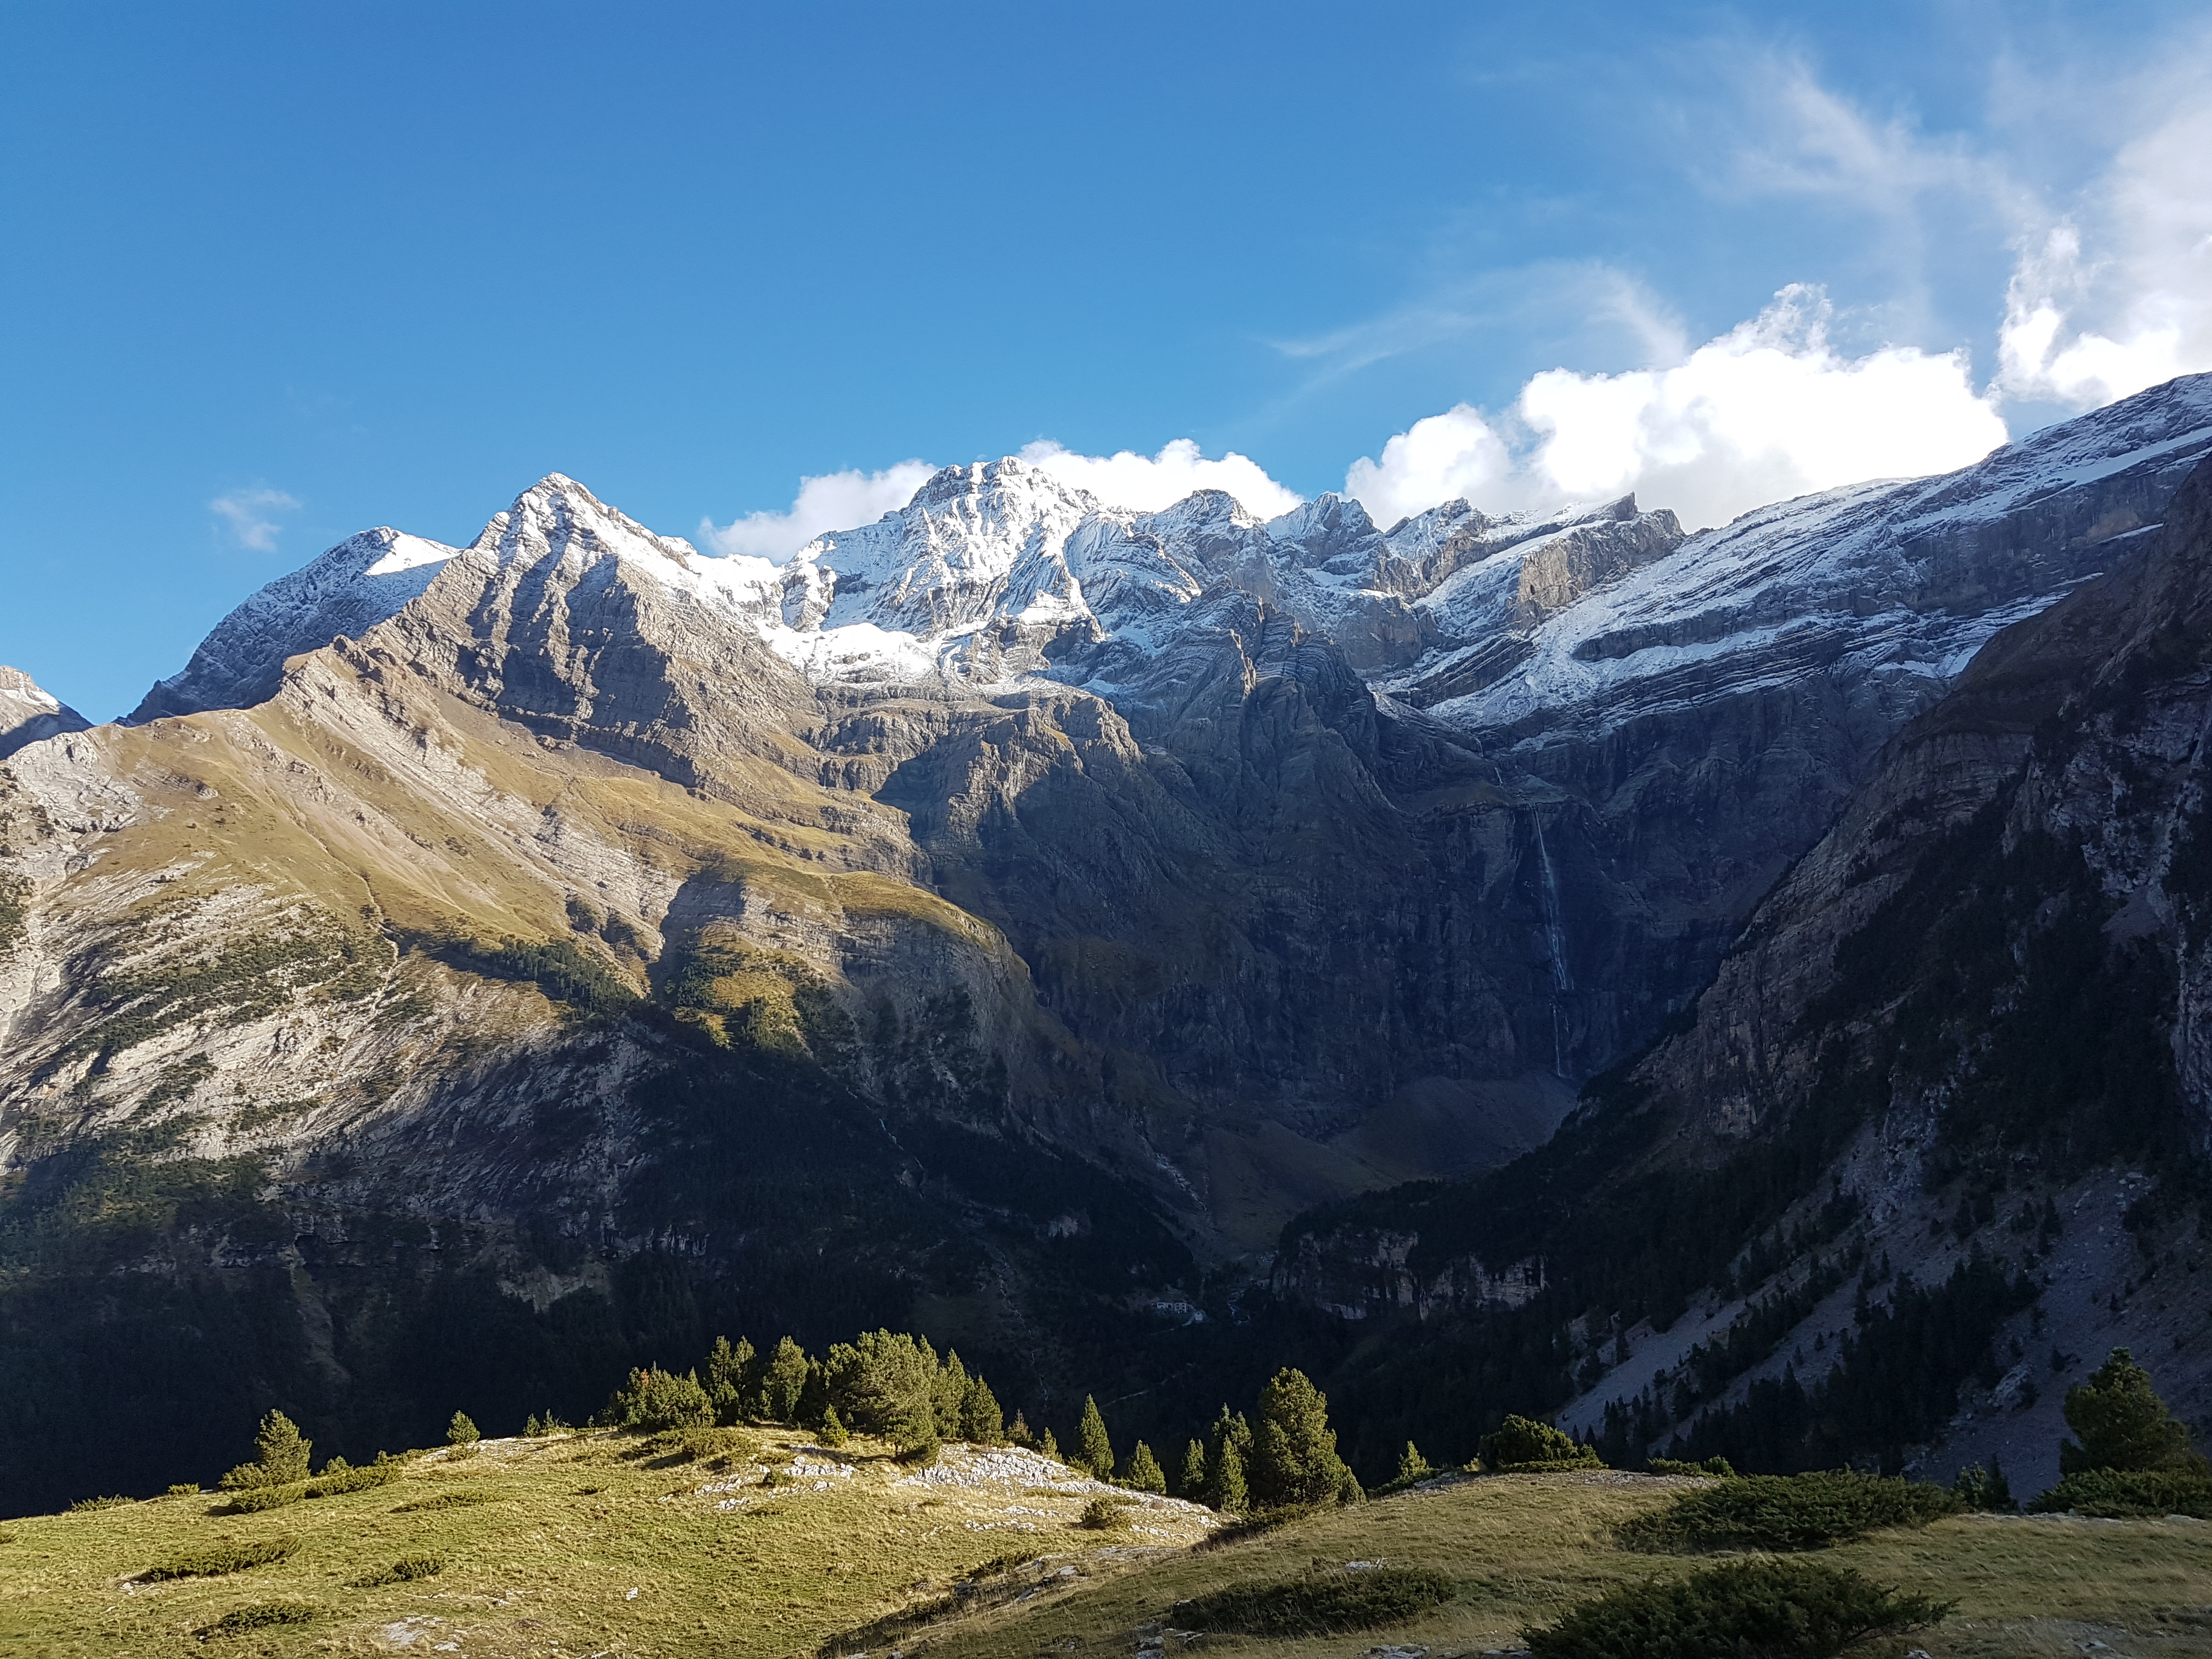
<box><xmin>1277</xmin><ymin>444</ymin><xmax>2212</xmax><ymax>1489</ymax></box>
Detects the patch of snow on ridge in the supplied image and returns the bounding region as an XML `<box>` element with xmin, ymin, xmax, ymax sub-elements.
<box><xmin>130</xmin><ymin>373</ymin><xmax>2212</xmax><ymax>720</ymax></box>
<box><xmin>1430</xmin><ymin>371</ymin><xmax>2212</xmax><ymax>740</ymax></box>
<box><xmin>131</xmin><ymin>525</ymin><xmax>463</xmax><ymax>721</ymax></box>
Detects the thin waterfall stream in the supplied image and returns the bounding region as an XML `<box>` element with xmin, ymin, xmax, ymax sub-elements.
<box><xmin>1534</xmin><ymin>823</ymin><xmax>1573</xmax><ymax>1077</ymax></box>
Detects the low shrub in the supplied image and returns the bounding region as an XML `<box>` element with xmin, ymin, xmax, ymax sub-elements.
<box><xmin>1189</xmin><ymin>1500</ymin><xmax>1328</xmax><ymax>1553</ymax></box>
<box><xmin>199</xmin><ymin>1601</ymin><xmax>318</xmax><ymax>1638</ymax></box>
<box><xmin>1481</xmin><ymin>1415</ymin><xmax>1603</xmax><ymax>1472</ymax></box>
<box><xmin>2028</xmin><ymin>1467</ymin><xmax>2212</xmax><ymax>1518</ymax></box>
<box><xmin>306</xmin><ymin>1454</ymin><xmax>405</xmax><ymax>1497</ymax></box>
<box><xmin>350</xmin><ymin>1555</ymin><xmax>445</xmax><ymax>1588</ymax></box>
<box><xmin>1080</xmin><ymin>1494</ymin><xmax>1137</xmax><ymax>1530</ymax></box>
<box><xmin>1174</xmin><ymin>1566</ymin><xmax>1458</xmax><ymax>1634</ymax></box>
<box><xmin>1953</xmin><ymin>1462</ymin><xmax>2016</xmax><ymax>1513</ymax></box>
<box><xmin>629</xmin><ymin>1425</ymin><xmax>755</xmax><ymax>1468</ymax></box>
<box><xmin>1526</xmin><ymin>1559</ymin><xmax>1953</xmax><ymax>1659</ymax></box>
<box><xmin>1647</xmin><ymin>1457</ymin><xmax>1734</xmax><ymax>1479</ymax></box>
<box><xmin>135</xmin><ymin>1538</ymin><xmax>299</xmax><ymax>1583</ymax></box>
<box><xmin>391</xmin><ymin>1491</ymin><xmax>491</xmax><ymax>1514</ymax></box>
<box><xmin>216</xmin><ymin>1484</ymin><xmax>303</xmax><ymax>1514</ymax></box>
<box><xmin>66</xmin><ymin>1495</ymin><xmax>133</xmax><ymax>1512</ymax></box>
<box><xmin>1617</xmin><ymin>1471</ymin><xmax>1960</xmax><ymax>1553</ymax></box>
<box><xmin>167</xmin><ymin>1484</ymin><xmax>202</xmax><ymax>1498</ymax></box>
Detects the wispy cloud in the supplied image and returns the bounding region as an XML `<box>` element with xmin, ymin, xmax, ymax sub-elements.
<box><xmin>1997</xmin><ymin>97</ymin><xmax>2212</xmax><ymax>408</ymax></box>
<box><xmin>703</xmin><ymin>461</ymin><xmax>938</xmax><ymax>560</ymax></box>
<box><xmin>208</xmin><ymin>486</ymin><xmax>301</xmax><ymax>552</ymax></box>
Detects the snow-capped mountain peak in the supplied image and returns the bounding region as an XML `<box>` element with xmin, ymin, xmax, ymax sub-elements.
<box><xmin>0</xmin><ymin>665</ymin><xmax>91</xmax><ymax>759</ymax></box>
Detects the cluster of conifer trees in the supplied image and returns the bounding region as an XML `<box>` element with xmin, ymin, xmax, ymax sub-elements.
<box><xmin>584</xmin><ymin>1327</ymin><xmax>1363</xmax><ymax>1512</ymax></box>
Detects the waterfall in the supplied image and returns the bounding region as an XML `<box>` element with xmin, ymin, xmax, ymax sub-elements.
<box><xmin>1534</xmin><ymin>823</ymin><xmax>1573</xmax><ymax>1076</ymax></box>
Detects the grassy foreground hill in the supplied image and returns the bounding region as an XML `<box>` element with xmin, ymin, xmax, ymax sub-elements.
<box><xmin>7</xmin><ymin>1440</ymin><xmax>2212</xmax><ymax>1658</ymax></box>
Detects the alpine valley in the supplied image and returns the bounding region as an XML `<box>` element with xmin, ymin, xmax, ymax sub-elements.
<box><xmin>7</xmin><ymin>374</ymin><xmax>2212</xmax><ymax>1516</ymax></box>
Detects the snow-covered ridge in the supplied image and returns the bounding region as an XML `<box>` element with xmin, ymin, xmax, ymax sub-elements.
<box><xmin>128</xmin><ymin>373</ymin><xmax>2212</xmax><ymax>747</ymax></box>
<box><xmin>1409</xmin><ymin>370</ymin><xmax>2212</xmax><ymax>741</ymax></box>
<box><xmin>131</xmin><ymin>527</ymin><xmax>460</xmax><ymax>723</ymax></box>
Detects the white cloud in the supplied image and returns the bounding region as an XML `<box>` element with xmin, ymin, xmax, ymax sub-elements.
<box><xmin>703</xmin><ymin>460</ymin><xmax>937</xmax><ymax>560</ymax></box>
<box><xmin>1997</xmin><ymin>101</ymin><xmax>2212</xmax><ymax>409</ymax></box>
<box><xmin>1017</xmin><ymin>438</ymin><xmax>1304</xmax><ymax>518</ymax></box>
<box><xmin>1346</xmin><ymin>286</ymin><xmax>2010</xmax><ymax>532</ymax></box>
<box><xmin>1344</xmin><ymin>407</ymin><xmax>1514</xmax><ymax>529</ymax></box>
<box><xmin>208</xmin><ymin>487</ymin><xmax>301</xmax><ymax>552</ymax></box>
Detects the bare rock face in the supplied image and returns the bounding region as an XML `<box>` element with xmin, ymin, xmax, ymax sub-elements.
<box><xmin>0</xmin><ymin>667</ymin><xmax>90</xmax><ymax>758</ymax></box>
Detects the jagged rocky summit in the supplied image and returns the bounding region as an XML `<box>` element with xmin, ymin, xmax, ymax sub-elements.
<box><xmin>0</xmin><ymin>666</ymin><xmax>89</xmax><ymax>759</ymax></box>
<box><xmin>2</xmin><ymin>373</ymin><xmax>2212</xmax><ymax>1509</ymax></box>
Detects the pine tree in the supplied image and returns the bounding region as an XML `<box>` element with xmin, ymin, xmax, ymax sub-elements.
<box><xmin>819</xmin><ymin>1404</ymin><xmax>849</xmax><ymax>1447</ymax></box>
<box><xmin>1210</xmin><ymin>1431</ymin><xmax>1248</xmax><ymax>1513</ymax></box>
<box><xmin>823</xmin><ymin>1330</ymin><xmax>936</xmax><ymax>1454</ymax></box>
<box><xmin>935</xmin><ymin>1350</ymin><xmax>970</xmax><ymax>1440</ymax></box>
<box><xmin>761</xmin><ymin>1337</ymin><xmax>809</xmax><ymax>1424</ymax></box>
<box><xmin>1250</xmin><ymin>1368</ymin><xmax>1357</xmax><ymax>1507</ymax></box>
<box><xmin>1008</xmin><ymin>1409</ymin><xmax>1033</xmax><ymax>1448</ymax></box>
<box><xmin>1201</xmin><ymin>1404</ymin><xmax>1254</xmax><ymax>1511</ymax></box>
<box><xmin>1396</xmin><ymin>1441</ymin><xmax>1432</xmax><ymax>1485</ymax></box>
<box><xmin>1040</xmin><ymin>1426</ymin><xmax>1060</xmax><ymax>1461</ymax></box>
<box><xmin>219</xmin><ymin>1409</ymin><xmax>313</xmax><ymax>1490</ymax></box>
<box><xmin>706</xmin><ymin>1335</ymin><xmax>755</xmax><ymax>1424</ymax></box>
<box><xmin>1124</xmin><ymin>1441</ymin><xmax>1166</xmax><ymax>1493</ymax></box>
<box><xmin>962</xmin><ymin>1374</ymin><xmax>1004</xmax><ymax>1445</ymax></box>
<box><xmin>2062</xmin><ymin>1347</ymin><xmax>2203</xmax><ymax>1473</ymax></box>
<box><xmin>447</xmin><ymin>1411</ymin><xmax>480</xmax><ymax>1446</ymax></box>
<box><xmin>524</xmin><ymin>1413</ymin><xmax>543</xmax><ymax>1438</ymax></box>
<box><xmin>1077</xmin><ymin>1395</ymin><xmax>1115</xmax><ymax>1481</ymax></box>
<box><xmin>1178</xmin><ymin>1438</ymin><xmax>1208</xmax><ymax>1499</ymax></box>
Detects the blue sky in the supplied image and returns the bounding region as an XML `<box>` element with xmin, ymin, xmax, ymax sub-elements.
<box><xmin>4</xmin><ymin>2</ymin><xmax>2208</xmax><ymax>718</ymax></box>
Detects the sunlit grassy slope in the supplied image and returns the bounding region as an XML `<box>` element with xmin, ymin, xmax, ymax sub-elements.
<box><xmin>0</xmin><ymin>1431</ymin><xmax>1214</xmax><ymax>1658</ymax></box>
<box><xmin>7</xmin><ymin>1453</ymin><xmax>2212</xmax><ymax>1657</ymax></box>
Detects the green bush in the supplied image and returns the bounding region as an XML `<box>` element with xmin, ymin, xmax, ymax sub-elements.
<box><xmin>2028</xmin><ymin>1467</ymin><xmax>2212</xmax><ymax>1517</ymax></box>
<box><xmin>65</xmin><ymin>1495</ymin><xmax>133</xmax><ymax>1511</ymax></box>
<box><xmin>1526</xmin><ymin>1559</ymin><xmax>1953</xmax><ymax>1658</ymax></box>
<box><xmin>630</xmin><ymin>1425</ymin><xmax>755</xmax><ymax>1466</ymax></box>
<box><xmin>350</xmin><ymin>1555</ymin><xmax>445</xmax><ymax>1587</ymax></box>
<box><xmin>1647</xmin><ymin>1457</ymin><xmax>1734</xmax><ymax>1479</ymax></box>
<box><xmin>166</xmin><ymin>1483</ymin><xmax>202</xmax><ymax>1498</ymax></box>
<box><xmin>135</xmin><ymin>1538</ymin><xmax>299</xmax><ymax>1583</ymax></box>
<box><xmin>199</xmin><ymin>1602</ymin><xmax>318</xmax><ymax>1638</ymax></box>
<box><xmin>305</xmin><ymin>1454</ymin><xmax>405</xmax><ymax>1496</ymax></box>
<box><xmin>1080</xmin><ymin>1494</ymin><xmax>1136</xmax><ymax>1530</ymax></box>
<box><xmin>1173</xmin><ymin>1566</ymin><xmax>1458</xmax><ymax>1634</ymax></box>
<box><xmin>217</xmin><ymin>1483</ymin><xmax>303</xmax><ymax>1514</ymax></box>
<box><xmin>1953</xmin><ymin>1461</ymin><xmax>2015</xmax><ymax>1512</ymax></box>
<box><xmin>1481</xmin><ymin>1415</ymin><xmax>1603</xmax><ymax>1472</ymax></box>
<box><xmin>1617</xmin><ymin>1471</ymin><xmax>1960</xmax><ymax>1552</ymax></box>
<box><xmin>598</xmin><ymin>1367</ymin><xmax>715</xmax><ymax>1433</ymax></box>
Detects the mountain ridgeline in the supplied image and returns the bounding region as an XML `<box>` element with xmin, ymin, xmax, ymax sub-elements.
<box><xmin>2</xmin><ymin>375</ymin><xmax>2211</xmax><ymax>1513</ymax></box>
